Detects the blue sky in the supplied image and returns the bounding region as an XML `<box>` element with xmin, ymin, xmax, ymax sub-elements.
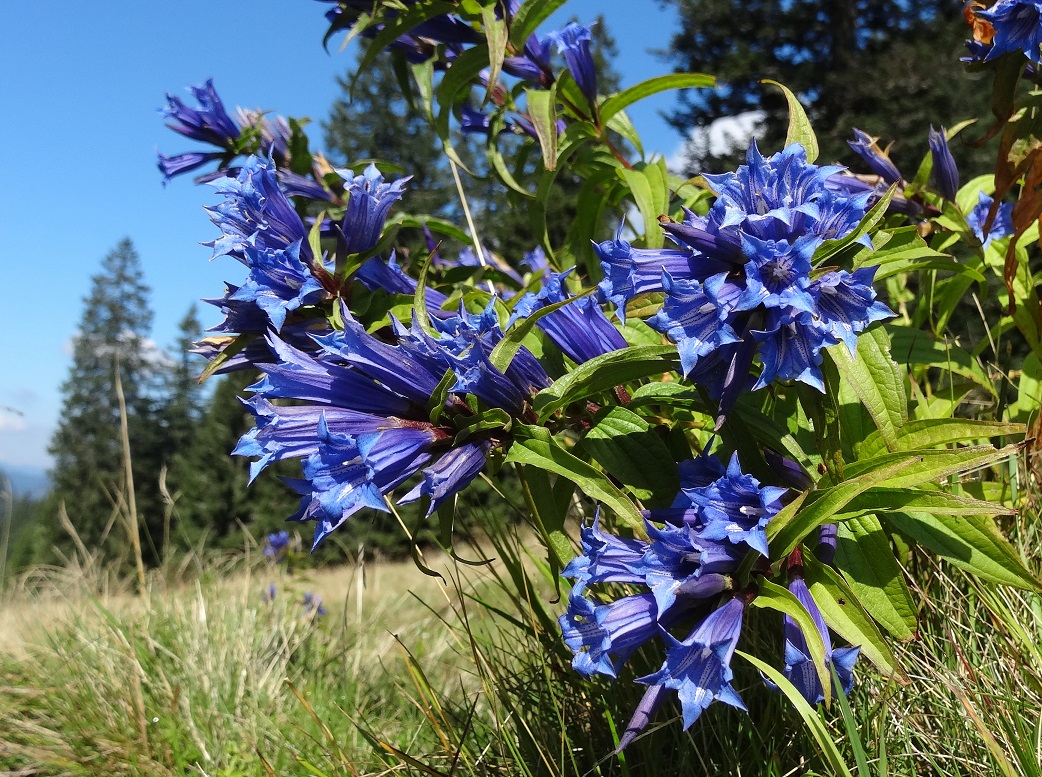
<box><xmin>0</xmin><ymin>1</ymin><xmax>689</xmax><ymax>473</ymax></box>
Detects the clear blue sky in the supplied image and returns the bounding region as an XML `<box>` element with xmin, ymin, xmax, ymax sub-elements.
<box><xmin>0</xmin><ymin>1</ymin><xmax>688</xmax><ymax>473</ymax></box>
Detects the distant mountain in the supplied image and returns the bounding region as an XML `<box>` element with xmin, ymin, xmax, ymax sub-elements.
<box><xmin>0</xmin><ymin>465</ymin><xmax>50</xmax><ymax>499</ymax></box>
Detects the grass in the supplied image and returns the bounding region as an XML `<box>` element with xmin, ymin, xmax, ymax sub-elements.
<box><xmin>2</xmin><ymin>503</ymin><xmax>1041</xmax><ymax>776</ymax></box>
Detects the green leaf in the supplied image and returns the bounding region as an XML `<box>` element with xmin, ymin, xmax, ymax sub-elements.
<box><xmin>604</xmin><ymin>108</ymin><xmax>644</xmax><ymax>158</ymax></box>
<box><xmin>752</xmin><ymin>578</ymin><xmax>832</xmax><ymax>707</ymax></box>
<box><xmin>736</xmin><ymin>651</ymin><xmax>854</xmax><ymax>777</ymax></box>
<box><xmin>1013</xmin><ymin>352</ymin><xmax>1042</xmax><ymax>426</ymax></box>
<box><xmin>434</xmin><ymin>44</ymin><xmax>491</xmax><ymax>142</ymax></box>
<box><xmin>761</xmin><ymin>79</ymin><xmax>818</xmax><ymax>162</ymax></box>
<box><xmin>580</xmin><ymin>407</ymin><xmax>680</xmax><ymax>506</ymax></box>
<box><xmin>516</xmin><ymin>465</ymin><xmax>575</xmax><ymax>579</ymax></box>
<box><xmin>505</xmin><ymin>424</ymin><xmax>644</xmax><ymax>530</ymax></box>
<box><xmin>838</xmin><ymin>443</ymin><xmax>1021</xmax><ymax>490</ymax></box>
<box><xmin>857</xmin><ymin>419</ymin><xmax>1025</xmax><ymax>460</ymax></box>
<box><xmin>835</xmin><ymin>514</ymin><xmax>917</xmax><ymax>640</ymax></box>
<box><xmin>883</xmin><ymin>511</ymin><xmax>1041</xmax><ymax>592</ymax></box>
<box><xmin>802</xmin><ymin>552</ymin><xmax>902</xmax><ymax>678</ymax></box>
<box><xmin>854</xmin><ymin>226</ymin><xmax>949</xmax><ymax>270</ymax></box>
<box><xmin>526</xmin><ymin>85</ymin><xmax>559</xmax><ymax>171</ymax></box>
<box><xmin>768</xmin><ymin>456</ymin><xmax>919</xmax><ymax>558</ymax></box>
<box><xmin>620</xmin><ymin>159</ymin><xmax>670</xmax><ymax>248</ymax></box>
<box><xmin>480</xmin><ymin>5</ymin><xmax>507</xmax><ymax>107</ymax></box>
<box><xmin>533</xmin><ymin>345</ymin><xmax>679</xmax><ymax>421</ymax></box>
<box><xmin>840</xmin><ymin>488</ymin><xmax>1015</xmax><ymax>518</ymax></box>
<box><xmin>599</xmin><ymin>73</ymin><xmax>716</xmax><ymax>125</ymax></box>
<box><xmin>508</xmin><ymin>0</ymin><xmax>569</xmax><ymax>46</ymax></box>
<box><xmin>826</xmin><ymin>327</ymin><xmax>905</xmax><ymax>453</ymax></box>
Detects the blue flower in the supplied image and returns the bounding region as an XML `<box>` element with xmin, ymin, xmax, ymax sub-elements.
<box><xmin>780</xmin><ymin>576</ymin><xmax>859</xmax><ymax>705</ymax></box>
<box><xmin>161</xmin><ymin>79</ymin><xmax>241</xmax><ymax>149</ymax></box>
<box><xmin>971</xmin><ymin>0</ymin><xmax>1042</xmax><ymax>63</ymax></box>
<box><xmin>229</xmin><ymin>241</ymin><xmax>327</xmax><ymax>331</ymax></box>
<box><xmin>847</xmin><ymin>129</ymin><xmax>903</xmax><ymax>184</ymax></box>
<box><xmin>547</xmin><ymin>23</ymin><xmax>599</xmax><ymax>110</ymax></box>
<box><xmin>264</xmin><ymin>531</ymin><xmax>290</xmax><ymax>559</ymax></box>
<box><xmin>595</xmin><ymin>142</ymin><xmax>892</xmax><ymax>413</ymax></box>
<box><xmin>967</xmin><ymin>190</ymin><xmax>1015</xmax><ymax>248</ymax></box>
<box><xmin>158</xmin><ymin>151</ymin><xmax>225</xmax><ymax>183</ymax></box>
<box><xmin>560</xmin><ymin>453</ymin><xmax>787</xmax><ymax>742</ymax></box>
<box><xmin>928</xmin><ymin>127</ymin><xmax>959</xmax><ymax>201</ymax></box>
<box><xmin>637</xmin><ymin>598</ymin><xmax>747</xmax><ymax>730</ymax></box>
<box><xmin>510</xmin><ymin>270</ymin><xmax>628</xmax><ymax>364</ymax></box>
<box><xmin>237</xmin><ymin>303</ymin><xmax>548</xmax><ymax>548</ymax></box>
<box><xmin>302</xmin><ymin>592</ymin><xmax>327</xmax><ymax>617</ymax></box>
<box><xmin>338</xmin><ymin>164</ymin><xmax>411</xmax><ymax>254</ymax></box>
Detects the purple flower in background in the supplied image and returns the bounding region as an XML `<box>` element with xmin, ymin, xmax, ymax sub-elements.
<box><xmin>262</xmin><ymin>583</ymin><xmax>277</xmax><ymax>604</ymax></box>
<box><xmin>967</xmin><ymin>190</ymin><xmax>1015</xmax><ymax>248</ymax></box>
<box><xmin>928</xmin><ymin>127</ymin><xmax>959</xmax><ymax>201</ymax></box>
<box><xmin>302</xmin><ymin>592</ymin><xmax>327</xmax><ymax>617</ymax></box>
<box><xmin>264</xmin><ymin>530</ymin><xmax>291</xmax><ymax>559</ymax></box>
<box><xmin>547</xmin><ymin>23</ymin><xmax>598</xmax><ymax>109</ymax></box>
<box><xmin>596</xmin><ymin>141</ymin><xmax>892</xmax><ymax>416</ymax></box>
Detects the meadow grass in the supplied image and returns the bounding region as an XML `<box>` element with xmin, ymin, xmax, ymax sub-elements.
<box><xmin>1</xmin><ymin>503</ymin><xmax>1040</xmax><ymax>776</ymax></box>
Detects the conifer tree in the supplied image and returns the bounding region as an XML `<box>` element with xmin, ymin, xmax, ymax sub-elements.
<box><xmin>661</xmin><ymin>0</ymin><xmax>992</xmax><ymax>174</ymax></box>
<box><xmin>47</xmin><ymin>238</ymin><xmax>162</xmax><ymax>563</ymax></box>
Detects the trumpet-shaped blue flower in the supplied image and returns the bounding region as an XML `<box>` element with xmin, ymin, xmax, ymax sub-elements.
<box><xmin>780</xmin><ymin>576</ymin><xmax>859</xmax><ymax>705</ymax></box>
<box><xmin>162</xmin><ymin>79</ymin><xmax>241</xmax><ymax>148</ymax></box>
<box><xmin>510</xmin><ymin>270</ymin><xmax>628</xmax><ymax>364</ymax></box>
<box><xmin>338</xmin><ymin>165</ymin><xmax>411</xmax><ymax>254</ymax></box>
<box><xmin>929</xmin><ymin>127</ymin><xmax>959</xmax><ymax>201</ymax></box>
<box><xmin>547</xmin><ymin>23</ymin><xmax>598</xmax><ymax>110</ymax></box>
<box><xmin>847</xmin><ymin>129</ymin><xmax>903</xmax><ymax>184</ymax></box>
<box><xmin>229</xmin><ymin>241</ymin><xmax>326</xmax><ymax>331</ymax></box>
<box><xmin>637</xmin><ymin>598</ymin><xmax>747</xmax><ymax>730</ymax></box>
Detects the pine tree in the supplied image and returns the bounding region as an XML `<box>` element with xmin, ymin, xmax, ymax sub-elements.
<box><xmin>47</xmin><ymin>238</ymin><xmax>163</xmax><ymax>563</ymax></box>
<box><xmin>661</xmin><ymin>0</ymin><xmax>993</xmax><ymax>174</ymax></box>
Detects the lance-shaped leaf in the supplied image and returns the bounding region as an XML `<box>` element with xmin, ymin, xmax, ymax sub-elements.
<box><xmin>835</xmin><ymin>514</ymin><xmax>918</xmax><ymax>640</ymax></box>
<box><xmin>762</xmin><ymin>79</ymin><xmax>818</xmax><ymax>162</ymax></box>
<box><xmin>837</xmin><ymin>443</ymin><xmax>1022</xmax><ymax>490</ymax></box>
<box><xmin>752</xmin><ymin>578</ymin><xmax>833</xmax><ymax>707</ymax></box>
<box><xmin>827</xmin><ymin>327</ymin><xmax>906</xmax><ymax>453</ymax></box>
<box><xmin>488</xmin><ymin>287</ymin><xmax>592</xmax><ymax>374</ymax></box>
<box><xmin>526</xmin><ymin>85</ymin><xmax>559</xmax><ymax>171</ymax></box>
<box><xmin>814</xmin><ymin>184</ymin><xmax>897</xmax><ymax>266</ymax></box>
<box><xmin>600</xmin><ymin>73</ymin><xmax>716</xmax><ymax>125</ymax></box>
<box><xmin>857</xmin><ymin>419</ymin><xmax>1025</xmax><ymax>460</ymax></box>
<box><xmin>802</xmin><ymin>552</ymin><xmax>903</xmax><ymax>679</ymax></box>
<box><xmin>620</xmin><ymin>160</ymin><xmax>670</xmax><ymax>248</ymax></box>
<box><xmin>883</xmin><ymin>511</ymin><xmax>1041</xmax><ymax>593</ymax></box>
<box><xmin>580</xmin><ymin>407</ymin><xmax>679</xmax><ymax>506</ymax></box>
<box><xmin>533</xmin><ymin>344</ymin><xmax>679</xmax><ymax>420</ymax></box>
<box><xmin>508</xmin><ymin>0</ymin><xmax>569</xmax><ymax>46</ymax></box>
<box><xmin>516</xmin><ymin>464</ymin><xmax>575</xmax><ymax>578</ymax></box>
<box><xmin>768</xmin><ymin>456</ymin><xmax>918</xmax><ymax>558</ymax></box>
<box><xmin>480</xmin><ymin>5</ymin><xmax>507</xmax><ymax>106</ymax></box>
<box><xmin>839</xmin><ymin>488</ymin><xmax>1016</xmax><ymax>518</ymax></box>
<box><xmin>505</xmin><ymin>424</ymin><xmax>643</xmax><ymax>530</ymax></box>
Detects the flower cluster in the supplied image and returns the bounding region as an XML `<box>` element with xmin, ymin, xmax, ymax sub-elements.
<box><xmin>559</xmin><ymin>453</ymin><xmax>859</xmax><ymax>747</ymax></box>
<box><xmin>159</xmin><ymin>79</ymin><xmax>302</xmax><ymax>184</ymax></box>
<box><xmin>263</xmin><ymin>530</ymin><xmax>291</xmax><ymax>561</ymax></box>
<box><xmin>596</xmin><ymin>142</ymin><xmax>893</xmax><ymax>417</ymax></box>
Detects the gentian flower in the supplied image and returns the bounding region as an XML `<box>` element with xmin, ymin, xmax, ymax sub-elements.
<box><xmin>596</xmin><ymin>141</ymin><xmax>893</xmax><ymax>416</ymax></box>
<box><xmin>337</xmin><ymin>164</ymin><xmax>411</xmax><ymax>254</ymax></box>
<box><xmin>559</xmin><ymin>453</ymin><xmax>787</xmax><ymax>744</ymax></box>
<box><xmin>847</xmin><ymin>129</ymin><xmax>903</xmax><ymax>184</ymax></box>
<box><xmin>547</xmin><ymin>23</ymin><xmax>598</xmax><ymax>110</ymax></box>
<box><xmin>302</xmin><ymin>592</ymin><xmax>327</xmax><ymax>617</ymax></box>
<box><xmin>510</xmin><ymin>270</ymin><xmax>628</xmax><ymax>364</ymax></box>
<box><xmin>779</xmin><ymin>576</ymin><xmax>859</xmax><ymax>705</ymax></box>
<box><xmin>967</xmin><ymin>0</ymin><xmax>1042</xmax><ymax>63</ymax></box>
<box><xmin>264</xmin><ymin>530</ymin><xmax>291</xmax><ymax>559</ymax></box>
<box><xmin>967</xmin><ymin>190</ymin><xmax>1015</xmax><ymax>247</ymax></box>
<box><xmin>928</xmin><ymin>127</ymin><xmax>959</xmax><ymax>201</ymax></box>
<box><xmin>161</xmin><ymin>79</ymin><xmax>241</xmax><ymax>149</ymax></box>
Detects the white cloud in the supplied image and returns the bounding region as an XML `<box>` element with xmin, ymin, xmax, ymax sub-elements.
<box><xmin>667</xmin><ymin>111</ymin><xmax>765</xmax><ymax>174</ymax></box>
<box><xmin>0</xmin><ymin>411</ymin><xmax>28</xmax><ymax>433</ymax></box>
